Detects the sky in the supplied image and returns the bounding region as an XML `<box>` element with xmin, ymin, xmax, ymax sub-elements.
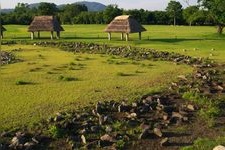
<box><xmin>1</xmin><ymin>0</ymin><xmax>198</xmax><ymax>10</ymax></box>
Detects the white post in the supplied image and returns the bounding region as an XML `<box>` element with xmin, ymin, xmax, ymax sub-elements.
<box><xmin>50</xmin><ymin>31</ymin><xmax>53</xmax><ymax>40</ymax></box>
<box><xmin>31</xmin><ymin>32</ymin><xmax>34</xmax><ymax>40</ymax></box>
<box><xmin>125</xmin><ymin>33</ymin><xmax>129</xmax><ymax>41</ymax></box>
<box><xmin>121</xmin><ymin>33</ymin><xmax>124</xmax><ymax>40</ymax></box>
<box><xmin>108</xmin><ymin>32</ymin><xmax>111</xmax><ymax>41</ymax></box>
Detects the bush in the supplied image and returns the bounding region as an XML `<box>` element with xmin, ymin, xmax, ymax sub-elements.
<box><xmin>48</xmin><ymin>125</ymin><xmax>64</xmax><ymax>138</ymax></box>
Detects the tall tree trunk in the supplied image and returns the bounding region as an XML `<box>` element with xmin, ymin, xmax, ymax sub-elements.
<box><xmin>217</xmin><ymin>25</ymin><xmax>224</xmax><ymax>34</ymax></box>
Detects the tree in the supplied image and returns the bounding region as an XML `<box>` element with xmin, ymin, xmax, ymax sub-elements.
<box><xmin>103</xmin><ymin>5</ymin><xmax>122</xmax><ymax>23</ymax></box>
<box><xmin>38</xmin><ymin>2</ymin><xmax>58</xmax><ymax>16</ymax></box>
<box><xmin>198</xmin><ymin>0</ymin><xmax>225</xmax><ymax>34</ymax></box>
<box><xmin>183</xmin><ymin>6</ymin><xmax>199</xmax><ymax>26</ymax></box>
<box><xmin>60</xmin><ymin>4</ymin><xmax>87</xmax><ymax>24</ymax></box>
<box><xmin>166</xmin><ymin>0</ymin><xmax>183</xmax><ymax>26</ymax></box>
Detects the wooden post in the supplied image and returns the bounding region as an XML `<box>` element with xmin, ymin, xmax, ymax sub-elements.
<box><xmin>50</xmin><ymin>31</ymin><xmax>53</xmax><ymax>40</ymax></box>
<box><xmin>125</xmin><ymin>33</ymin><xmax>129</xmax><ymax>41</ymax></box>
<box><xmin>108</xmin><ymin>32</ymin><xmax>111</xmax><ymax>41</ymax></box>
<box><xmin>139</xmin><ymin>32</ymin><xmax>142</xmax><ymax>40</ymax></box>
<box><xmin>121</xmin><ymin>33</ymin><xmax>124</xmax><ymax>40</ymax></box>
<box><xmin>1</xmin><ymin>31</ymin><xmax>3</xmax><ymax>39</ymax></box>
<box><xmin>37</xmin><ymin>31</ymin><xmax>40</xmax><ymax>39</ymax></box>
<box><xmin>31</xmin><ymin>32</ymin><xmax>34</xmax><ymax>40</ymax></box>
<box><xmin>56</xmin><ymin>31</ymin><xmax>60</xmax><ymax>39</ymax></box>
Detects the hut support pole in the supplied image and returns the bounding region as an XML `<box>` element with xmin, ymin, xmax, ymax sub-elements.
<box><xmin>139</xmin><ymin>32</ymin><xmax>142</xmax><ymax>40</ymax></box>
<box><xmin>38</xmin><ymin>31</ymin><xmax>40</xmax><ymax>39</ymax></box>
<box><xmin>108</xmin><ymin>32</ymin><xmax>111</xmax><ymax>41</ymax></box>
<box><xmin>125</xmin><ymin>33</ymin><xmax>129</xmax><ymax>41</ymax></box>
<box><xmin>31</xmin><ymin>32</ymin><xmax>34</xmax><ymax>40</ymax></box>
<box><xmin>50</xmin><ymin>31</ymin><xmax>54</xmax><ymax>40</ymax></box>
<box><xmin>56</xmin><ymin>31</ymin><xmax>60</xmax><ymax>39</ymax></box>
<box><xmin>121</xmin><ymin>33</ymin><xmax>124</xmax><ymax>40</ymax></box>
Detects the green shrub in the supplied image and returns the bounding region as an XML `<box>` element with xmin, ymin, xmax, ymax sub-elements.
<box><xmin>48</xmin><ymin>125</ymin><xmax>64</xmax><ymax>138</ymax></box>
<box><xmin>115</xmin><ymin>140</ymin><xmax>126</xmax><ymax>150</ymax></box>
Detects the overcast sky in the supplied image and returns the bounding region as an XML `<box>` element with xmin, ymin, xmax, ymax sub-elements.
<box><xmin>1</xmin><ymin>0</ymin><xmax>198</xmax><ymax>10</ymax></box>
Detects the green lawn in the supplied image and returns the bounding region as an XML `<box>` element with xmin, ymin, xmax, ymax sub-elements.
<box><xmin>0</xmin><ymin>44</ymin><xmax>192</xmax><ymax>130</ymax></box>
<box><xmin>1</xmin><ymin>24</ymin><xmax>225</xmax><ymax>131</ymax></box>
<box><xmin>3</xmin><ymin>24</ymin><xmax>225</xmax><ymax>62</ymax></box>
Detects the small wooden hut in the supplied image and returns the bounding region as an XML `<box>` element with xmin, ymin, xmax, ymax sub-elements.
<box><xmin>28</xmin><ymin>16</ymin><xmax>64</xmax><ymax>40</ymax></box>
<box><xmin>1</xmin><ymin>25</ymin><xmax>6</xmax><ymax>39</ymax></box>
<box><xmin>104</xmin><ymin>15</ymin><xmax>146</xmax><ymax>41</ymax></box>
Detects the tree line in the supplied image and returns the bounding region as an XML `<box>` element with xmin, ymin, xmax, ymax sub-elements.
<box><xmin>1</xmin><ymin>0</ymin><xmax>225</xmax><ymax>34</ymax></box>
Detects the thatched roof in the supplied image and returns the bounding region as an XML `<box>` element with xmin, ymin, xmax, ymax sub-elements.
<box><xmin>28</xmin><ymin>16</ymin><xmax>64</xmax><ymax>32</ymax></box>
<box><xmin>1</xmin><ymin>25</ymin><xmax>6</xmax><ymax>31</ymax></box>
<box><xmin>104</xmin><ymin>15</ymin><xmax>146</xmax><ymax>33</ymax></box>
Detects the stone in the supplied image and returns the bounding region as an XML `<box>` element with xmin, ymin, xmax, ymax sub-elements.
<box><xmin>54</xmin><ymin>113</ymin><xmax>63</xmax><ymax>122</ymax></box>
<box><xmin>132</xmin><ymin>102</ymin><xmax>138</xmax><ymax>107</ymax></box>
<box><xmin>81</xmin><ymin>135</ymin><xmax>87</xmax><ymax>144</ymax></box>
<box><xmin>140</xmin><ymin>123</ymin><xmax>150</xmax><ymax>130</ymax></box>
<box><xmin>100</xmin><ymin>134</ymin><xmax>113</xmax><ymax>142</ymax></box>
<box><xmin>163</xmin><ymin>114</ymin><xmax>169</xmax><ymax>121</ymax></box>
<box><xmin>153</xmin><ymin>128</ymin><xmax>163</xmax><ymax>137</ymax></box>
<box><xmin>217</xmin><ymin>85</ymin><xmax>224</xmax><ymax>91</ymax></box>
<box><xmin>213</xmin><ymin>145</ymin><xmax>225</xmax><ymax>150</ymax></box>
<box><xmin>178</xmin><ymin>75</ymin><xmax>187</xmax><ymax>81</ymax></box>
<box><xmin>127</xmin><ymin>113</ymin><xmax>137</xmax><ymax>119</ymax></box>
<box><xmin>172</xmin><ymin>112</ymin><xmax>183</xmax><ymax>119</ymax></box>
<box><xmin>0</xmin><ymin>131</ymin><xmax>10</xmax><ymax>137</ymax></box>
<box><xmin>187</xmin><ymin>104</ymin><xmax>195</xmax><ymax>111</ymax></box>
<box><xmin>96</xmin><ymin>102</ymin><xmax>102</xmax><ymax>114</ymax></box>
<box><xmin>160</xmin><ymin>138</ymin><xmax>169</xmax><ymax>146</ymax></box>
<box><xmin>32</xmin><ymin>137</ymin><xmax>39</xmax><ymax>144</ymax></box>
<box><xmin>105</xmin><ymin>126</ymin><xmax>113</xmax><ymax>133</ymax></box>
<box><xmin>24</xmin><ymin>142</ymin><xmax>36</xmax><ymax>149</ymax></box>
<box><xmin>138</xmin><ymin>128</ymin><xmax>149</xmax><ymax>139</ymax></box>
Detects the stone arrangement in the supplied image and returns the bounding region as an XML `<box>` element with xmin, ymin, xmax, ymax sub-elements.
<box><xmin>0</xmin><ymin>51</ymin><xmax>16</xmax><ymax>65</ymax></box>
<box><xmin>0</xmin><ymin>41</ymin><xmax>224</xmax><ymax>149</ymax></box>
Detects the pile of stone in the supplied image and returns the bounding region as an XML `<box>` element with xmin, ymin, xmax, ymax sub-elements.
<box><xmin>171</xmin><ymin>65</ymin><xmax>225</xmax><ymax>96</ymax></box>
<box><xmin>0</xmin><ymin>131</ymin><xmax>40</xmax><ymax>150</ymax></box>
<box><xmin>0</xmin><ymin>93</ymin><xmax>195</xmax><ymax>149</ymax></box>
<box><xmin>33</xmin><ymin>41</ymin><xmax>214</xmax><ymax>68</ymax></box>
<box><xmin>0</xmin><ymin>51</ymin><xmax>16</xmax><ymax>65</ymax></box>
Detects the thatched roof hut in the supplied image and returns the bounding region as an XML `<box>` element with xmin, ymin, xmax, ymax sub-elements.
<box><xmin>28</xmin><ymin>16</ymin><xmax>64</xmax><ymax>40</ymax></box>
<box><xmin>1</xmin><ymin>25</ymin><xmax>6</xmax><ymax>39</ymax></box>
<box><xmin>104</xmin><ymin>15</ymin><xmax>146</xmax><ymax>41</ymax></box>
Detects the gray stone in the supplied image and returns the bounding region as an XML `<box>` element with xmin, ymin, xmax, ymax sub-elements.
<box><xmin>153</xmin><ymin>128</ymin><xmax>163</xmax><ymax>137</ymax></box>
<box><xmin>100</xmin><ymin>134</ymin><xmax>114</xmax><ymax>142</ymax></box>
<box><xmin>172</xmin><ymin>112</ymin><xmax>183</xmax><ymax>119</ymax></box>
<box><xmin>24</xmin><ymin>142</ymin><xmax>36</xmax><ymax>149</ymax></box>
<box><xmin>138</xmin><ymin>128</ymin><xmax>149</xmax><ymax>139</ymax></box>
<box><xmin>105</xmin><ymin>126</ymin><xmax>113</xmax><ymax>133</ymax></box>
<box><xmin>160</xmin><ymin>138</ymin><xmax>169</xmax><ymax>146</ymax></box>
<box><xmin>81</xmin><ymin>135</ymin><xmax>87</xmax><ymax>144</ymax></box>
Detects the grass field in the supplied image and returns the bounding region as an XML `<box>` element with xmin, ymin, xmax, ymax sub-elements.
<box><xmin>0</xmin><ymin>44</ymin><xmax>192</xmax><ymax>130</ymax></box>
<box><xmin>1</xmin><ymin>25</ymin><xmax>225</xmax><ymax>130</ymax></box>
<box><xmin>3</xmin><ymin>24</ymin><xmax>225</xmax><ymax>62</ymax></box>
